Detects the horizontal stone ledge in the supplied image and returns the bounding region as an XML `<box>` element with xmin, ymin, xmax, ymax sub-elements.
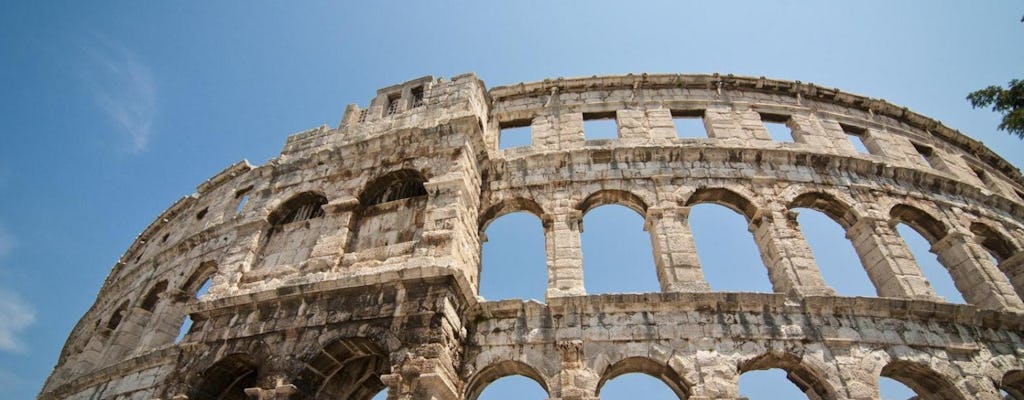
<box><xmin>470</xmin><ymin>292</ymin><xmax>1024</xmax><ymax>331</ymax></box>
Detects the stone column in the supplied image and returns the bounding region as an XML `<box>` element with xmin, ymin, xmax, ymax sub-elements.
<box><xmin>547</xmin><ymin>210</ymin><xmax>586</xmax><ymax>298</ymax></box>
<box><xmin>845</xmin><ymin>217</ymin><xmax>940</xmax><ymax>301</ymax></box>
<box><xmin>645</xmin><ymin>205</ymin><xmax>710</xmax><ymax>292</ymax></box>
<box><xmin>549</xmin><ymin>340</ymin><xmax>599</xmax><ymax>400</ymax></box>
<box><xmin>750</xmin><ymin>206</ymin><xmax>834</xmax><ymax>297</ymax></box>
<box><xmin>306</xmin><ymin>197</ymin><xmax>358</xmax><ymax>271</ymax></box>
<box><xmin>384</xmin><ymin>354</ymin><xmax>460</xmax><ymax>400</ymax></box>
<box><xmin>999</xmin><ymin>252</ymin><xmax>1024</xmax><ymax>299</ymax></box>
<box><xmin>932</xmin><ymin>231</ymin><xmax>1024</xmax><ymax>311</ymax></box>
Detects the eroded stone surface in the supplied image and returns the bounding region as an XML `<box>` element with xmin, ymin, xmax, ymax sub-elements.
<box><xmin>41</xmin><ymin>73</ymin><xmax>1024</xmax><ymax>400</ymax></box>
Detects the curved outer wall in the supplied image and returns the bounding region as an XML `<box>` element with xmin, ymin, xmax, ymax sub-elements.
<box><xmin>40</xmin><ymin>73</ymin><xmax>1024</xmax><ymax>400</ymax></box>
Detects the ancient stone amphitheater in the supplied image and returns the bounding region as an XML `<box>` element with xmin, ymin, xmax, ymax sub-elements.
<box><xmin>40</xmin><ymin>73</ymin><xmax>1024</xmax><ymax>400</ymax></box>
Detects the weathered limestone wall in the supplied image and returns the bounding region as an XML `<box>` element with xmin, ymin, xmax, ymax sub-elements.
<box><xmin>41</xmin><ymin>73</ymin><xmax>1024</xmax><ymax>400</ymax></box>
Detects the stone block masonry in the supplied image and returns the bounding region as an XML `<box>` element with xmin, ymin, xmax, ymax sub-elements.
<box><xmin>41</xmin><ymin>73</ymin><xmax>1024</xmax><ymax>400</ymax></box>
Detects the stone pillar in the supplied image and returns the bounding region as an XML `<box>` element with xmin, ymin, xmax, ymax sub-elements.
<box><xmin>704</xmin><ymin>105</ymin><xmax>771</xmax><ymax>141</ymax></box>
<box><xmin>999</xmin><ymin>253</ymin><xmax>1024</xmax><ymax>299</ymax></box>
<box><xmin>615</xmin><ymin>109</ymin><xmax>649</xmax><ymax>140</ymax></box>
<box><xmin>550</xmin><ymin>340</ymin><xmax>599</xmax><ymax>400</ymax></box>
<box><xmin>750</xmin><ymin>207</ymin><xmax>834</xmax><ymax>297</ymax></box>
<box><xmin>845</xmin><ymin>217</ymin><xmax>940</xmax><ymax>301</ymax></box>
<box><xmin>646</xmin><ymin>206</ymin><xmax>710</xmax><ymax>292</ymax></box>
<box><xmin>646</xmin><ymin>108</ymin><xmax>677</xmax><ymax>140</ymax></box>
<box><xmin>386</xmin><ymin>355</ymin><xmax>460</xmax><ymax>400</ymax></box>
<box><xmin>547</xmin><ymin>210</ymin><xmax>586</xmax><ymax>298</ymax></box>
<box><xmin>306</xmin><ymin>197</ymin><xmax>358</xmax><ymax>271</ymax></box>
<box><xmin>932</xmin><ymin>231</ymin><xmax>1024</xmax><ymax>311</ymax></box>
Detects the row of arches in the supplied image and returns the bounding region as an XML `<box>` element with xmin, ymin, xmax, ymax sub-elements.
<box><xmin>253</xmin><ymin>169</ymin><xmax>430</xmax><ymax>271</ymax></box>
<box><xmin>467</xmin><ymin>354</ymin><xmax>1024</xmax><ymax>400</ymax></box>
<box><xmin>190</xmin><ymin>341</ymin><xmax>1024</xmax><ymax>400</ymax></box>
<box><xmin>56</xmin><ymin>261</ymin><xmax>217</xmax><ymax>378</ymax></box>
<box><xmin>479</xmin><ymin>186</ymin><xmax>1024</xmax><ymax>309</ymax></box>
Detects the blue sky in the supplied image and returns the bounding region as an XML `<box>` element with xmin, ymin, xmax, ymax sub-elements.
<box><xmin>1</xmin><ymin>1</ymin><xmax>1022</xmax><ymax>399</ymax></box>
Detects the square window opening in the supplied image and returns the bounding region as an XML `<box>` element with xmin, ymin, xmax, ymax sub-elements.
<box><xmin>840</xmin><ymin>124</ymin><xmax>871</xmax><ymax>154</ymax></box>
<box><xmin>410</xmin><ymin>86</ymin><xmax>424</xmax><ymax>108</ymax></box>
<box><xmin>582</xmin><ymin>112</ymin><xmax>618</xmax><ymax>140</ymax></box>
<box><xmin>760</xmin><ymin>113</ymin><xmax>794</xmax><ymax>142</ymax></box>
<box><xmin>912</xmin><ymin>142</ymin><xmax>938</xmax><ymax>168</ymax></box>
<box><xmin>385</xmin><ymin>93</ymin><xmax>401</xmax><ymax>115</ymax></box>
<box><xmin>671</xmin><ymin>110</ymin><xmax>706</xmax><ymax>138</ymax></box>
<box><xmin>970</xmin><ymin>166</ymin><xmax>991</xmax><ymax>184</ymax></box>
<box><xmin>499</xmin><ymin>119</ymin><xmax>532</xmax><ymax>149</ymax></box>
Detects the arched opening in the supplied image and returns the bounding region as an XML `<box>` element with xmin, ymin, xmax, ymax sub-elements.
<box><xmin>298</xmin><ymin>338</ymin><xmax>390</xmax><ymax>400</ymax></box>
<box><xmin>879</xmin><ymin>360</ymin><xmax>965</xmax><ymax>400</ymax></box>
<box><xmin>600</xmin><ymin>373</ymin><xmax>680</xmax><ymax>399</ymax></box>
<box><xmin>348</xmin><ymin>169</ymin><xmax>428</xmax><ymax>252</ymax></box>
<box><xmin>106</xmin><ymin>300</ymin><xmax>130</xmax><ymax>331</ymax></box>
<box><xmin>688</xmin><ymin>203</ymin><xmax>770</xmax><ymax>292</ymax></box>
<box><xmin>480</xmin><ymin>211</ymin><xmax>547</xmax><ymax>301</ymax></box>
<box><xmin>739</xmin><ymin>352</ymin><xmax>835</xmax><ymax>400</ymax></box>
<box><xmin>1002</xmin><ymin>370</ymin><xmax>1024</xmax><ymax>400</ymax></box>
<box><xmin>596</xmin><ymin>357</ymin><xmax>688</xmax><ymax>399</ymax></box>
<box><xmin>581</xmin><ymin>204</ymin><xmax>659</xmax><ymax>294</ymax></box>
<box><xmin>878</xmin><ymin>376</ymin><xmax>916</xmax><ymax>399</ymax></box>
<box><xmin>176</xmin><ymin>265</ymin><xmax>215</xmax><ymax>344</ymax></box>
<box><xmin>255</xmin><ymin>192</ymin><xmax>328</xmax><ymax>270</ymax></box>
<box><xmin>192</xmin><ymin>354</ymin><xmax>258</xmax><ymax>400</ymax></box>
<box><xmin>890</xmin><ymin>205</ymin><xmax>964</xmax><ymax>304</ymax></box>
<box><xmin>738</xmin><ymin>369</ymin><xmax>809</xmax><ymax>399</ymax></box>
<box><xmin>140</xmin><ymin>280</ymin><xmax>168</xmax><ymax>312</ymax></box>
<box><xmin>466</xmin><ymin>360</ymin><xmax>549</xmax><ymax>400</ymax></box>
<box><xmin>793</xmin><ymin>208</ymin><xmax>875</xmax><ymax>297</ymax></box>
<box><xmin>970</xmin><ymin>222</ymin><xmax>1016</xmax><ymax>263</ymax></box>
<box><xmin>895</xmin><ymin>223</ymin><xmax>965</xmax><ymax>303</ymax></box>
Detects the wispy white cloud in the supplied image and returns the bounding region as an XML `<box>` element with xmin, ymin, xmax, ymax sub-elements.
<box><xmin>0</xmin><ymin>289</ymin><xmax>35</xmax><ymax>354</ymax></box>
<box><xmin>80</xmin><ymin>35</ymin><xmax>157</xmax><ymax>154</ymax></box>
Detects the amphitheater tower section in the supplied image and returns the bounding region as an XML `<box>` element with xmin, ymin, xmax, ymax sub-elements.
<box><xmin>41</xmin><ymin>73</ymin><xmax>1024</xmax><ymax>400</ymax></box>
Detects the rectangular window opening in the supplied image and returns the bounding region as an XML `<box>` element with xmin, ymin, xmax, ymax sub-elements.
<box><xmin>970</xmin><ymin>166</ymin><xmax>991</xmax><ymax>184</ymax></box>
<box><xmin>385</xmin><ymin>93</ymin><xmax>401</xmax><ymax>115</ymax></box>
<box><xmin>760</xmin><ymin>113</ymin><xmax>794</xmax><ymax>142</ymax></box>
<box><xmin>582</xmin><ymin>112</ymin><xmax>619</xmax><ymax>140</ymax></box>
<box><xmin>410</xmin><ymin>86</ymin><xmax>424</xmax><ymax>108</ymax></box>
<box><xmin>671</xmin><ymin>110</ymin><xmax>706</xmax><ymax>139</ymax></box>
<box><xmin>840</xmin><ymin>124</ymin><xmax>871</xmax><ymax>154</ymax></box>
<box><xmin>912</xmin><ymin>142</ymin><xmax>938</xmax><ymax>168</ymax></box>
<box><xmin>235</xmin><ymin>186</ymin><xmax>253</xmax><ymax>215</ymax></box>
<box><xmin>499</xmin><ymin>119</ymin><xmax>532</xmax><ymax>149</ymax></box>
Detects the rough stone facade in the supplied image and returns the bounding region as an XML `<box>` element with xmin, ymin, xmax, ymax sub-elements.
<box><xmin>40</xmin><ymin>73</ymin><xmax>1024</xmax><ymax>399</ymax></box>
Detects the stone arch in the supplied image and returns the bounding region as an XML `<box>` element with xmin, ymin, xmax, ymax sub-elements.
<box><xmin>738</xmin><ymin>351</ymin><xmax>838</xmax><ymax>400</ymax></box>
<box><xmin>253</xmin><ymin>191</ymin><xmax>329</xmax><ymax>271</ymax></box>
<box><xmin>347</xmin><ymin>169</ymin><xmax>430</xmax><ymax>253</ymax></box>
<box><xmin>889</xmin><ymin>204</ymin><xmax>948</xmax><ymax>244</ymax></box>
<box><xmin>684</xmin><ymin>187</ymin><xmax>759</xmax><ymax>222</ymax></box>
<box><xmin>182</xmin><ymin>260</ymin><xmax>218</xmax><ymax>297</ymax></box>
<box><xmin>465</xmin><ymin>360</ymin><xmax>550</xmax><ymax>400</ymax></box>
<box><xmin>190</xmin><ymin>353</ymin><xmax>260</xmax><ymax>400</ymax></box>
<box><xmin>879</xmin><ymin>359</ymin><xmax>966</xmax><ymax>400</ymax></box>
<box><xmin>788</xmin><ymin>191</ymin><xmax>858</xmax><ymax>230</ymax></box>
<box><xmin>294</xmin><ymin>337</ymin><xmax>390</xmax><ymax>400</ymax></box>
<box><xmin>106</xmin><ymin>300</ymin><xmax>130</xmax><ymax>331</ymax></box>
<box><xmin>595</xmin><ymin>356</ymin><xmax>689</xmax><ymax>399</ymax></box>
<box><xmin>1002</xmin><ymin>370</ymin><xmax>1024</xmax><ymax>399</ymax></box>
<box><xmin>357</xmin><ymin>169</ymin><xmax>428</xmax><ymax>207</ymax></box>
<box><xmin>139</xmin><ymin>280</ymin><xmax>168</xmax><ymax>312</ymax></box>
<box><xmin>578</xmin><ymin>189</ymin><xmax>649</xmax><ymax>216</ymax></box>
<box><xmin>267</xmin><ymin>191</ymin><xmax>328</xmax><ymax>226</ymax></box>
<box><xmin>577</xmin><ymin>189</ymin><xmax>660</xmax><ymax>294</ymax></box>
<box><xmin>479</xmin><ymin>197</ymin><xmax>549</xmax><ymax>235</ymax></box>
<box><xmin>970</xmin><ymin>221</ymin><xmax>1019</xmax><ymax>263</ymax></box>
